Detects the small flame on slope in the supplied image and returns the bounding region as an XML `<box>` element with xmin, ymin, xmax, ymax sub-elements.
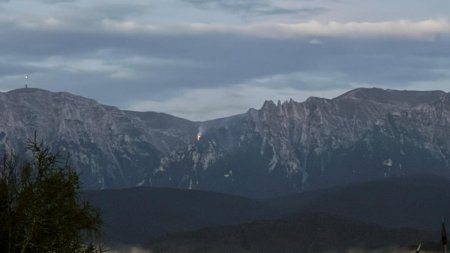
<box><xmin>196</xmin><ymin>126</ymin><xmax>205</xmax><ymax>142</ymax></box>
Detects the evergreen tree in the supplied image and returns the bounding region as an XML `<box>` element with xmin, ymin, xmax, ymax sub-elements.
<box><xmin>0</xmin><ymin>137</ymin><xmax>103</xmax><ymax>253</ymax></box>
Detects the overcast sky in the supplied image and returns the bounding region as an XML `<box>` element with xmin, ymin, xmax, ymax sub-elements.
<box><xmin>1</xmin><ymin>0</ymin><xmax>450</xmax><ymax>120</ymax></box>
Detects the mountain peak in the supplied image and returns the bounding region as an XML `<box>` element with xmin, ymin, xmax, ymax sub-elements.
<box><xmin>3</xmin><ymin>88</ymin><xmax>108</xmax><ymax>109</ymax></box>
<box><xmin>335</xmin><ymin>87</ymin><xmax>383</xmax><ymax>99</ymax></box>
<box><xmin>6</xmin><ymin>87</ymin><xmax>50</xmax><ymax>94</ymax></box>
<box><xmin>335</xmin><ymin>87</ymin><xmax>445</xmax><ymax>107</ymax></box>
<box><xmin>261</xmin><ymin>100</ymin><xmax>276</xmax><ymax>110</ymax></box>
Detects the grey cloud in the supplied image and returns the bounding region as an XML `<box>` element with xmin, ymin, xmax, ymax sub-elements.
<box><xmin>2</xmin><ymin>28</ymin><xmax>449</xmax><ymax>86</ymax></box>
<box><xmin>0</xmin><ymin>61</ymin><xmax>37</xmax><ymax>76</ymax></box>
<box><xmin>183</xmin><ymin>0</ymin><xmax>265</xmax><ymax>11</ymax></box>
<box><xmin>40</xmin><ymin>0</ymin><xmax>78</xmax><ymax>3</ymax></box>
<box><xmin>182</xmin><ymin>0</ymin><xmax>327</xmax><ymax>17</ymax></box>
<box><xmin>46</xmin><ymin>3</ymin><xmax>152</xmax><ymax>25</ymax></box>
<box><xmin>93</xmin><ymin>4</ymin><xmax>151</xmax><ymax>19</ymax></box>
<box><xmin>257</xmin><ymin>7</ymin><xmax>326</xmax><ymax>16</ymax></box>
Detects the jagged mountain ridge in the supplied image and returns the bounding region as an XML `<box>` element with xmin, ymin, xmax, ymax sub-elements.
<box><xmin>148</xmin><ymin>88</ymin><xmax>450</xmax><ymax>197</ymax></box>
<box><xmin>0</xmin><ymin>87</ymin><xmax>449</xmax><ymax>197</ymax></box>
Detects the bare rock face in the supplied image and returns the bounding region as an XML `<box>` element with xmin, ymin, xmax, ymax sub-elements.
<box><xmin>1</xmin><ymin>87</ymin><xmax>449</xmax><ymax>197</ymax></box>
<box><xmin>0</xmin><ymin>88</ymin><xmax>197</xmax><ymax>189</ymax></box>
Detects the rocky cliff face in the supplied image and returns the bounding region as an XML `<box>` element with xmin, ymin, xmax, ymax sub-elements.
<box><xmin>1</xmin><ymin>88</ymin><xmax>449</xmax><ymax>197</ymax></box>
<box><xmin>147</xmin><ymin>88</ymin><xmax>450</xmax><ymax>197</ymax></box>
<box><xmin>0</xmin><ymin>88</ymin><xmax>197</xmax><ymax>189</ymax></box>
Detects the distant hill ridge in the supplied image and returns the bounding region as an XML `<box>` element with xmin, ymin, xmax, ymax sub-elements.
<box><xmin>269</xmin><ymin>174</ymin><xmax>450</xmax><ymax>232</ymax></box>
<box><xmin>82</xmin><ymin>187</ymin><xmax>273</xmax><ymax>244</ymax></box>
<box><xmin>146</xmin><ymin>212</ymin><xmax>430</xmax><ymax>253</ymax></box>
<box><xmin>85</xmin><ymin>175</ymin><xmax>450</xmax><ymax>246</ymax></box>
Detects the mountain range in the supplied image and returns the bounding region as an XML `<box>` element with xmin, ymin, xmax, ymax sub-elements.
<box><xmin>1</xmin><ymin>87</ymin><xmax>449</xmax><ymax>198</ymax></box>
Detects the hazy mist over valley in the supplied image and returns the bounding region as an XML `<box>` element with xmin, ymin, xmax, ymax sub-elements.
<box><xmin>1</xmin><ymin>0</ymin><xmax>450</xmax><ymax>252</ymax></box>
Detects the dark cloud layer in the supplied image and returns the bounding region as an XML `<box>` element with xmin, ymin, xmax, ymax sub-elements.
<box><xmin>3</xmin><ymin>23</ymin><xmax>449</xmax><ymax>102</ymax></box>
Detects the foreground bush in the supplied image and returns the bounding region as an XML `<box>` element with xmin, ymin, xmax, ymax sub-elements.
<box><xmin>0</xmin><ymin>137</ymin><xmax>103</xmax><ymax>253</ymax></box>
